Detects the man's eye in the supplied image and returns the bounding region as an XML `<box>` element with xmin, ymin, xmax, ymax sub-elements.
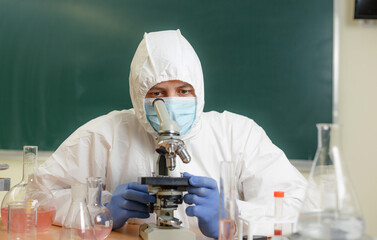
<box><xmin>151</xmin><ymin>92</ymin><xmax>161</xmax><ymax>96</ymax></box>
<box><xmin>180</xmin><ymin>89</ymin><xmax>190</xmax><ymax>94</ymax></box>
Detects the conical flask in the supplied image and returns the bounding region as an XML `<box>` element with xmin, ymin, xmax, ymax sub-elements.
<box><xmin>86</xmin><ymin>177</ymin><xmax>113</xmax><ymax>240</ymax></box>
<box><xmin>60</xmin><ymin>183</ymin><xmax>96</xmax><ymax>240</ymax></box>
<box><xmin>297</xmin><ymin>124</ymin><xmax>365</xmax><ymax>240</ymax></box>
<box><xmin>1</xmin><ymin>146</ymin><xmax>56</xmax><ymax>232</ymax></box>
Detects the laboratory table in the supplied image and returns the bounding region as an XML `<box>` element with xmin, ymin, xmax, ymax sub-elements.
<box><xmin>0</xmin><ymin>221</ymin><xmax>211</xmax><ymax>240</ymax></box>
<box><xmin>1</xmin><ymin>221</ymin><xmax>375</xmax><ymax>240</ymax></box>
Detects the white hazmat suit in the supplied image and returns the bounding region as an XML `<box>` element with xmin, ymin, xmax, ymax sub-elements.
<box><xmin>38</xmin><ymin>30</ymin><xmax>307</xmax><ymax>236</ymax></box>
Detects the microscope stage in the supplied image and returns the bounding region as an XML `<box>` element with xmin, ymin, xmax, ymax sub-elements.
<box><xmin>139</xmin><ymin>176</ymin><xmax>190</xmax><ymax>187</ymax></box>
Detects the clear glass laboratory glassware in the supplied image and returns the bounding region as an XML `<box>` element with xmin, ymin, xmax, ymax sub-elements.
<box><xmin>297</xmin><ymin>124</ymin><xmax>365</xmax><ymax>240</ymax></box>
<box><xmin>7</xmin><ymin>200</ymin><xmax>37</xmax><ymax>240</ymax></box>
<box><xmin>273</xmin><ymin>191</ymin><xmax>284</xmax><ymax>237</ymax></box>
<box><xmin>1</xmin><ymin>146</ymin><xmax>56</xmax><ymax>232</ymax></box>
<box><xmin>86</xmin><ymin>177</ymin><xmax>113</xmax><ymax>240</ymax></box>
<box><xmin>219</xmin><ymin>161</ymin><xmax>237</xmax><ymax>240</ymax></box>
<box><xmin>60</xmin><ymin>183</ymin><xmax>96</xmax><ymax>240</ymax></box>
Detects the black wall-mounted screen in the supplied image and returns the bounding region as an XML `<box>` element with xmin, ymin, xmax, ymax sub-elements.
<box><xmin>355</xmin><ymin>0</ymin><xmax>377</xmax><ymax>19</ymax></box>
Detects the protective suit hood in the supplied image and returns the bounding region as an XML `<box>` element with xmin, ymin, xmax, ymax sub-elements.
<box><xmin>129</xmin><ymin>30</ymin><xmax>204</xmax><ymax>139</ymax></box>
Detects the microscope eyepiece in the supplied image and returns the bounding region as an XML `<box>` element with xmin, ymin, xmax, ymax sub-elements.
<box><xmin>152</xmin><ymin>98</ymin><xmax>165</xmax><ymax>106</ymax></box>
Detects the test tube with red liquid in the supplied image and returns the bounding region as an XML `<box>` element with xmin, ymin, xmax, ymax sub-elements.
<box><xmin>274</xmin><ymin>191</ymin><xmax>284</xmax><ymax>236</ymax></box>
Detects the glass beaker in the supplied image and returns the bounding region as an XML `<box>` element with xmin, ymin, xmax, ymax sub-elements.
<box><xmin>60</xmin><ymin>183</ymin><xmax>96</xmax><ymax>240</ymax></box>
<box><xmin>297</xmin><ymin>124</ymin><xmax>365</xmax><ymax>239</ymax></box>
<box><xmin>219</xmin><ymin>161</ymin><xmax>237</xmax><ymax>240</ymax></box>
<box><xmin>86</xmin><ymin>177</ymin><xmax>113</xmax><ymax>240</ymax></box>
<box><xmin>7</xmin><ymin>200</ymin><xmax>37</xmax><ymax>240</ymax></box>
<box><xmin>1</xmin><ymin>146</ymin><xmax>56</xmax><ymax>232</ymax></box>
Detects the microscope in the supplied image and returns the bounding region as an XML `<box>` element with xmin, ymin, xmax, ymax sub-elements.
<box><xmin>139</xmin><ymin>98</ymin><xmax>196</xmax><ymax>240</ymax></box>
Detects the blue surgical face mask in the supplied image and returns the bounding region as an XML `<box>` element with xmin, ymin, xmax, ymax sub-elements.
<box><xmin>145</xmin><ymin>97</ymin><xmax>197</xmax><ymax>136</ymax></box>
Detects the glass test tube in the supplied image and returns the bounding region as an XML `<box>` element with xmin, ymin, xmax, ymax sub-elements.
<box><xmin>274</xmin><ymin>191</ymin><xmax>284</xmax><ymax>236</ymax></box>
<box><xmin>219</xmin><ymin>161</ymin><xmax>237</xmax><ymax>240</ymax></box>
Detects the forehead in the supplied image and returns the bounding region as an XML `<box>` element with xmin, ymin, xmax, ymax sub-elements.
<box><xmin>149</xmin><ymin>80</ymin><xmax>193</xmax><ymax>89</ymax></box>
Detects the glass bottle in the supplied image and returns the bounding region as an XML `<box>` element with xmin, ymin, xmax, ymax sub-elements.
<box><xmin>60</xmin><ymin>183</ymin><xmax>96</xmax><ymax>240</ymax></box>
<box><xmin>1</xmin><ymin>146</ymin><xmax>56</xmax><ymax>232</ymax></box>
<box><xmin>297</xmin><ymin>124</ymin><xmax>365</xmax><ymax>239</ymax></box>
<box><xmin>86</xmin><ymin>177</ymin><xmax>113</xmax><ymax>240</ymax></box>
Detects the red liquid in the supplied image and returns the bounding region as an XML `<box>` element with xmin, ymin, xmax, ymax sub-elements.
<box><xmin>219</xmin><ymin>219</ymin><xmax>236</xmax><ymax>240</ymax></box>
<box><xmin>274</xmin><ymin>229</ymin><xmax>282</xmax><ymax>236</ymax></box>
<box><xmin>1</xmin><ymin>206</ymin><xmax>56</xmax><ymax>232</ymax></box>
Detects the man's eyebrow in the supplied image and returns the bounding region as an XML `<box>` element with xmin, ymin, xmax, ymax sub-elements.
<box><xmin>149</xmin><ymin>86</ymin><xmax>165</xmax><ymax>90</ymax></box>
<box><xmin>178</xmin><ymin>84</ymin><xmax>194</xmax><ymax>88</ymax></box>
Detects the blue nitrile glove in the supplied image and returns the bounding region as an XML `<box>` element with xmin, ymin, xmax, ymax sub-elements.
<box><xmin>105</xmin><ymin>182</ymin><xmax>156</xmax><ymax>229</ymax></box>
<box><xmin>183</xmin><ymin>172</ymin><xmax>221</xmax><ymax>238</ymax></box>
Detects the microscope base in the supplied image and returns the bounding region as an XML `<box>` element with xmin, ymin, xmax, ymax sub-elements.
<box><xmin>139</xmin><ymin>223</ymin><xmax>196</xmax><ymax>240</ymax></box>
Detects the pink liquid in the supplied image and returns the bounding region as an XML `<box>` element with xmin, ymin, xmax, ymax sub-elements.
<box><xmin>94</xmin><ymin>225</ymin><xmax>112</xmax><ymax>240</ymax></box>
<box><xmin>74</xmin><ymin>226</ymin><xmax>112</xmax><ymax>240</ymax></box>
<box><xmin>76</xmin><ymin>228</ymin><xmax>96</xmax><ymax>239</ymax></box>
<box><xmin>219</xmin><ymin>219</ymin><xmax>236</xmax><ymax>240</ymax></box>
<box><xmin>1</xmin><ymin>206</ymin><xmax>56</xmax><ymax>232</ymax></box>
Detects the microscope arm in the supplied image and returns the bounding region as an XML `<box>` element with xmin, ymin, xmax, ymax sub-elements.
<box><xmin>153</xmin><ymin>98</ymin><xmax>191</xmax><ymax>173</ymax></box>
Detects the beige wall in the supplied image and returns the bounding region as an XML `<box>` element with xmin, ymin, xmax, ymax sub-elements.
<box><xmin>0</xmin><ymin>159</ymin><xmax>23</xmax><ymax>207</ymax></box>
<box><xmin>0</xmin><ymin>151</ymin><xmax>50</xmax><ymax>208</ymax></box>
<box><xmin>337</xmin><ymin>0</ymin><xmax>377</xmax><ymax>237</ymax></box>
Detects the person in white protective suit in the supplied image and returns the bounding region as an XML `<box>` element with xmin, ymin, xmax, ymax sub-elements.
<box><xmin>37</xmin><ymin>29</ymin><xmax>307</xmax><ymax>238</ymax></box>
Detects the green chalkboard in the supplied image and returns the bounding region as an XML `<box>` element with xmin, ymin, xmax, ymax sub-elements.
<box><xmin>0</xmin><ymin>0</ymin><xmax>333</xmax><ymax>160</ymax></box>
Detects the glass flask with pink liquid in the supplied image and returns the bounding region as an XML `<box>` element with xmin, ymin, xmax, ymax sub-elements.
<box><xmin>86</xmin><ymin>177</ymin><xmax>113</xmax><ymax>240</ymax></box>
<box><xmin>1</xmin><ymin>146</ymin><xmax>56</xmax><ymax>232</ymax></box>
